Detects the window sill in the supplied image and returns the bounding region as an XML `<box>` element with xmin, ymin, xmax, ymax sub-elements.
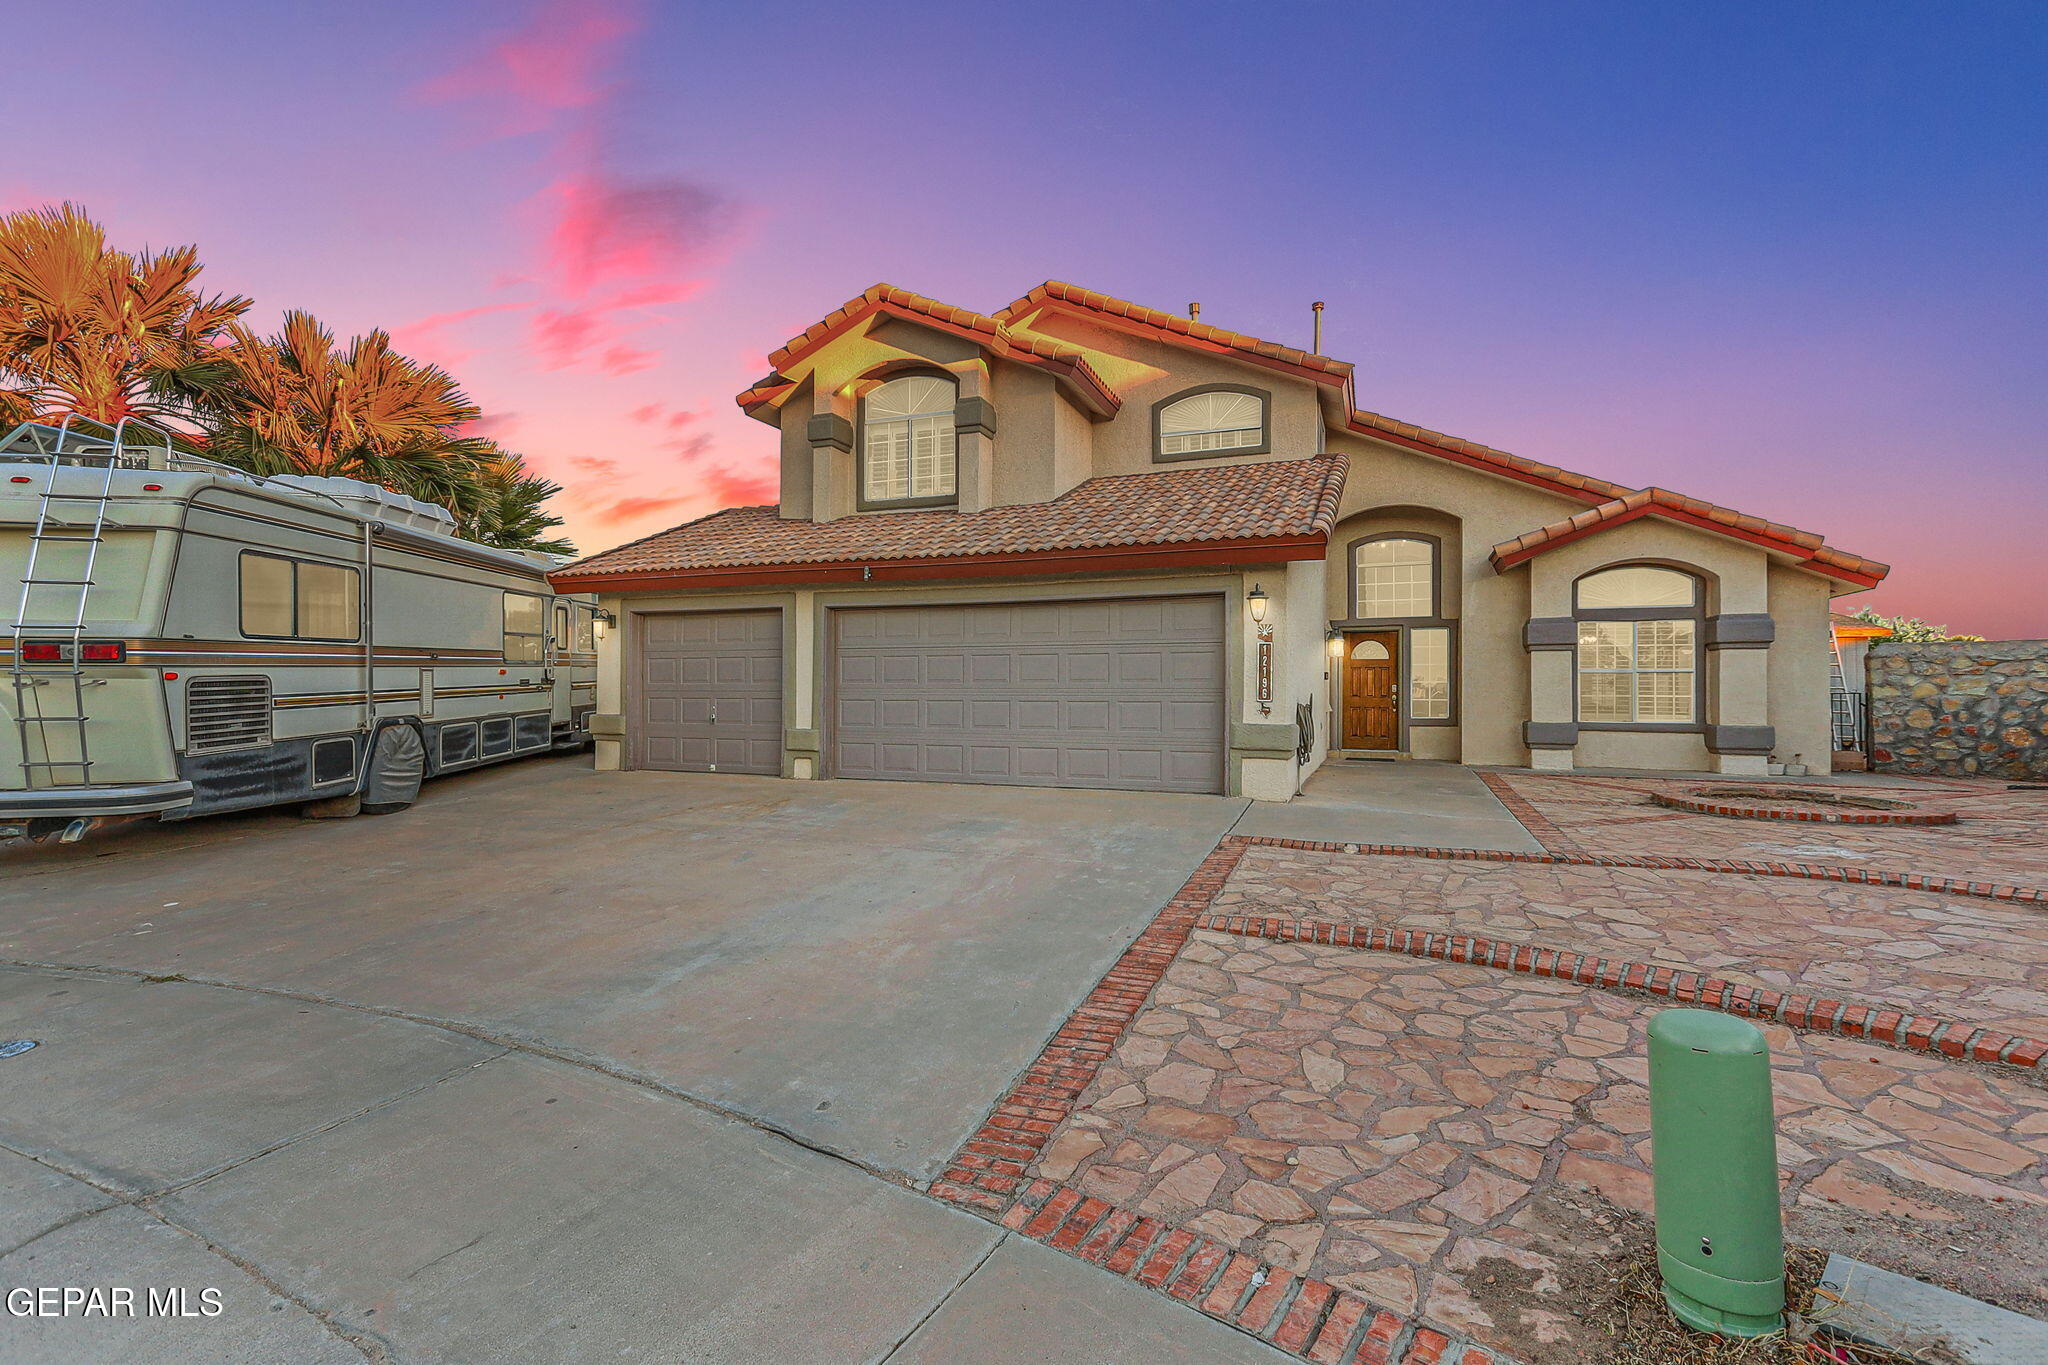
<box><xmin>1152</xmin><ymin>443</ymin><xmax>1272</xmax><ymax>464</ymax></box>
<box><xmin>1575</xmin><ymin>722</ymin><xmax>1705</xmax><ymax>734</ymax></box>
<box><xmin>854</xmin><ymin>495</ymin><xmax>959</xmax><ymax>512</ymax></box>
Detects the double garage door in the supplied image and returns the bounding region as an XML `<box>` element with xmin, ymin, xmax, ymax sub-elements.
<box><xmin>635</xmin><ymin>596</ymin><xmax>1225</xmax><ymax>793</ymax></box>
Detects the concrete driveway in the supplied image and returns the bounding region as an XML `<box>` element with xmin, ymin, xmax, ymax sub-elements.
<box><xmin>0</xmin><ymin>758</ymin><xmax>1292</xmax><ymax>1364</ymax></box>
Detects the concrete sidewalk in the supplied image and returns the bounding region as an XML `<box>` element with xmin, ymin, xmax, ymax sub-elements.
<box><xmin>0</xmin><ymin>965</ymin><xmax>1291</xmax><ymax>1364</ymax></box>
<box><xmin>1230</xmin><ymin>759</ymin><xmax>1544</xmax><ymax>852</ymax></box>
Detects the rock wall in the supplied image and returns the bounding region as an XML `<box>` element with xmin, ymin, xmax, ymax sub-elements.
<box><xmin>1868</xmin><ymin>640</ymin><xmax>2048</xmax><ymax>779</ymax></box>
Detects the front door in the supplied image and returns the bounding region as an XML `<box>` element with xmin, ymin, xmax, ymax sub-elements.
<box><xmin>1341</xmin><ymin>631</ymin><xmax>1400</xmax><ymax>750</ymax></box>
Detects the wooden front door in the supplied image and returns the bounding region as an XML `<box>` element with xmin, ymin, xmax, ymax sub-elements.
<box><xmin>1341</xmin><ymin>631</ymin><xmax>1400</xmax><ymax>750</ymax></box>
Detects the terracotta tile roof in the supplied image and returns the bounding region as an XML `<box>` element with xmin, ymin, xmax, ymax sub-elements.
<box><xmin>555</xmin><ymin>455</ymin><xmax>1347</xmax><ymax>583</ymax></box>
<box><xmin>996</xmin><ymin>281</ymin><xmax>1354</xmax><ymax>383</ymax></box>
<box><xmin>739</xmin><ymin>284</ymin><xmax>1118</xmax><ymax>420</ymax></box>
<box><xmin>720</xmin><ymin>280</ymin><xmax>1886</xmax><ymax>591</ymax></box>
<box><xmin>1488</xmin><ymin>487</ymin><xmax>1889</xmax><ymax>586</ymax></box>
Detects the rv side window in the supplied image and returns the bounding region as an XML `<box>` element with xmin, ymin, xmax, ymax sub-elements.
<box><xmin>575</xmin><ymin>607</ymin><xmax>595</xmax><ymax>653</ymax></box>
<box><xmin>239</xmin><ymin>552</ymin><xmax>361</xmax><ymax>642</ymax></box>
<box><xmin>503</xmin><ymin>592</ymin><xmax>546</xmax><ymax>663</ymax></box>
<box><xmin>240</xmin><ymin>554</ymin><xmax>296</xmax><ymax>637</ymax></box>
<box><xmin>299</xmin><ymin>562</ymin><xmax>361</xmax><ymax>639</ymax></box>
<box><xmin>554</xmin><ymin>603</ymin><xmax>571</xmax><ymax>651</ymax></box>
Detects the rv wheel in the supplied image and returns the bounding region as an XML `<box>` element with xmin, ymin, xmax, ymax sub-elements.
<box><xmin>361</xmin><ymin>725</ymin><xmax>427</xmax><ymax>814</ymax></box>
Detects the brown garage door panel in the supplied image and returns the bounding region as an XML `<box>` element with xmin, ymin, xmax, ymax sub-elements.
<box><xmin>636</xmin><ymin>611</ymin><xmax>782</xmax><ymax>775</ymax></box>
<box><xmin>832</xmin><ymin>598</ymin><xmax>1225</xmax><ymax>794</ymax></box>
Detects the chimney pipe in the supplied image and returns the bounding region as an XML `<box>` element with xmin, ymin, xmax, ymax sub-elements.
<box><xmin>1311</xmin><ymin>301</ymin><xmax>1325</xmax><ymax>354</ymax></box>
<box><xmin>1188</xmin><ymin>301</ymin><xmax>1201</xmax><ymax>321</ymax></box>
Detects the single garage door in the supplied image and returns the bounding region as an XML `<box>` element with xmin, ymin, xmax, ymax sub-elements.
<box><xmin>634</xmin><ymin>610</ymin><xmax>782</xmax><ymax>774</ymax></box>
<box><xmin>832</xmin><ymin>596</ymin><xmax>1225</xmax><ymax>793</ymax></box>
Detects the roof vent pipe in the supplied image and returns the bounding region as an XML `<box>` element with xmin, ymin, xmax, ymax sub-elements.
<box><xmin>1312</xmin><ymin>301</ymin><xmax>1325</xmax><ymax>355</ymax></box>
<box><xmin>1188</xmin><ymin>302</ymin><xmax>1201</xmax><ymax>321</ymax></box>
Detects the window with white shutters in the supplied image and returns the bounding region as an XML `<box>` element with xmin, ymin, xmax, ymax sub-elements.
<box><xmin>1157</xmin><ymin>389</ymin><xmax>1266</xmax><ymax>457</ymax></box>
<box><xmin>1573</xmin><ymin>566</ymin><xmax>1702</xmax><ymax>724</ymax></box>
<box><xmin>861</xmin><ymin>376</ymin><xmax>957</xmax><ymax>504</ymax></box>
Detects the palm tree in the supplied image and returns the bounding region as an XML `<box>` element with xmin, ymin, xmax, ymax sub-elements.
<box><xmin>1</xmin><ymin>205</ymin><xmax>575</xmax><ymax>555</ymax></box>
<box><xmin>450</xmin><ymin>451</ymin><xmax>576</xmax><ymax>556</ymax></box>
<box><xmin>197</xmin><ymin>311</ymin><xmax>494</xmax><ymax>506</ymax></box>
<box><xmin>0</xmin><ymin>202</ymin><xmax>250</xmax><ymax>427</ymax></box>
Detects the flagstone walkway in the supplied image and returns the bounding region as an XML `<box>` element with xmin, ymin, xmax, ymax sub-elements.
<box><xmin>936</xmin><ymin>771</ymin><xmax>2048</xmax><ymax>1365</ymax></box>
<box><xmin>1025</xmin><ymin>934</ymin><xmax>2048</xmax><ymax>1363</ymax></box>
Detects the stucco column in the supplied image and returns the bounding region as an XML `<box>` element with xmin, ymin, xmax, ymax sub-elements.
<box><xmin>1706</xmin><ymin>613</ymin><xmax>1775</xmax><ymax>775</ymax></box>
<box><xmin>1522</xmin><ymin>615</ymin><xmax>1578</xmax><ymax>771</ymax></box>
<box><xmin>1234</xmin><ymin>568</ymin><xmax>1301</xmax><ymax>802</ymax></box>
<box><xmin>783</xmin><ymin>589</ymin><xmax>821</xmax><ymax>779</ymax></box>
<box><xmin>808</xmin><ymin>386</ymin><xmax>857</xmax><ymax>522</ymax></box>
<box><xmin>592</xmin><ymin>593</ymin><xmax>626</xmax><ymax>772</ymax></box>
<box><xmin>952</xmin><ymin>363</ymin><xmax>996</xmax><ymax>514</ymax></box>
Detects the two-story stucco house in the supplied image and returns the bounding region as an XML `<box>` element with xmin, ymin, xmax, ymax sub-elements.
<box><xmin>550</xmin><ymin>282</ymin><xmax>1887</xmax><ymax>800</ymax></box>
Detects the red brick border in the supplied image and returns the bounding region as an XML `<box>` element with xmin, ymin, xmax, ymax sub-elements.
<box><xmin>928</xmin><ymin>840</ymin><xmax>1249</xmax><ymax>1214</ymax></box>
<box><xmin>982</xmin><ymin>1178</ymin><xmax>1509</xmax><ymax>1365</ymax></box>
<box><xmin>1649</xmin><ymin>791</ymin><xmax>1958</xmax><ymax>825</ymax></box>
<box><xmin>1475</xmin><ymin>772</ymin><xmax>1577</xmax><ymax>851</ymax></box>
<box><xmin>929</xmin><ymin>840</ymin><xmax>1517</xmax><ymax>1363</ymax></box>
<box><xmin>1197</xmin><ymin>913</ymin><xmax>2046</xmax><ymax>1070</ymax></box>
<box><xmin>1226</xmin><ymin>833</ymin><xmax>2048</xmax><ymax>905</ymax></box>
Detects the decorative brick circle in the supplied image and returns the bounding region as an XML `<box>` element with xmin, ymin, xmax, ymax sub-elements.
<box><xmin>1651</xmin><ymin>786</ymin><xmax>1959</xmax><ymax>825</ymax></box>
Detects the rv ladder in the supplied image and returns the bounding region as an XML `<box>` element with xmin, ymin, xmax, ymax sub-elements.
<box><xmin>8</xmin><ymin>416</ymin><xmax>128</xmax><ymax>789</ymax></box>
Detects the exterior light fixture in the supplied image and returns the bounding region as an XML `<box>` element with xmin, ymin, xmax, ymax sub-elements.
<box><xmin>1326</xmin><ymin>628</ymin><xmax>1344</xmax><ymax>658</ymax></box>
<box><xmin>1246</xmin><ymin>584</ymin><xmax>1270</xmax><ymax>623</ymax></box>
<box><xmin>592</xmin><ymin>607</ymin><xmax>617</xmax><ymax>639</ymax></box>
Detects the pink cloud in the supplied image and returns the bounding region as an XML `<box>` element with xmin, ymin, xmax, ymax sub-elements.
<box><xmin>586</xmin><ymin>492</ymin><xmax>698</xmax><ymax>525</ymax></box>
<box><xmin>393</xmin><ymin>301</ymin><xmax>532</xmax><ymax>370</ymax></box>
<box><xmin>699</xmin><ymin>463</ymin><xmax>778</xmax><ymax>506</ymax></box>
<box><xmin>514</xmin><ymin>163</ymin><xmax>735</xmax><ymax>372</ymax></box>
<box><xmin>416</xmin><ymin>0</ymin><xmax>636</xmax><ymax>137</ymax></box>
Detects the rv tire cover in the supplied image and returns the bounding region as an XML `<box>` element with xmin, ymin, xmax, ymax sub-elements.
<box><xmin>364</xmin><ymin>725</ymin><xmax>426</xmax><ymax>809</ymax></box>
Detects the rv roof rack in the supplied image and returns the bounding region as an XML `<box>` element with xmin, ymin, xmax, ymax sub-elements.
<box><xmin>1</xmin><ymin>417</ymin><xmax>360</xmax><ymax>516</ymax></box>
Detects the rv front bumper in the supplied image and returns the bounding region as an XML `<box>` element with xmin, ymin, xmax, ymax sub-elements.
<box><xmin>0</xmin><ymin>780</ymin><xmax>195</xmax><ymax>819</ymax></box>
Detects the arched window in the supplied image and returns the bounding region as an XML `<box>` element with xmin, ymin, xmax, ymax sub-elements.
<box><xmin>1349</xmin><ymin>639</ymin><xmax>1389</xmax><ymax>660</ymax></box>
<box><xmin>1155</xmin><ymin>387</ymin><xmax>1267</xmax><ymax>458</ymax></box>
<box><xmin>1352</xmin><ymin>537</ymin><xmax>1436</xmax><ymax>619</ymax></box>
<box><xmin>862</xmin><ymin>375</ymin><xmax>957</xmax><ymax>505</ymax></box>
<box><xmin>1574</xmin><ymin>566</ymin><xmax>1702</xmax><ymax>725</ymax></box>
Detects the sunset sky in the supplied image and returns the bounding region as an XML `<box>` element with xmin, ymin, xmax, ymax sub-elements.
<box><xmin>9</xmin><ymin>1</ymin><xmax>2043</xmax><ymax>635</ymax></box>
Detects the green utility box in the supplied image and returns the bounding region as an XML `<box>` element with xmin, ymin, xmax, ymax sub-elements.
<box><xmin>1648</xmin><ymin>1009</ymin><xmax>1786</xmax><ymax>1337</ymax></box>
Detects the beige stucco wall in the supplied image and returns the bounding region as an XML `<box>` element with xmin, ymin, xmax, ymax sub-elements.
<box><xmin>1007</xmin><ymin>310</ymin><xmax>1328</xmax><ymax>474</ymax></box>
<box><xmin>1321</xmin><ymin>432</ymin><xmax>1580</xmax><ymax>766</ymax></box>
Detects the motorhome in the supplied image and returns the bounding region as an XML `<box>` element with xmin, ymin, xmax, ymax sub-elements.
<box><xmin>0</xmin><ymin>418</ymin><xmax>599</xmax><ymax>842</ymax></box>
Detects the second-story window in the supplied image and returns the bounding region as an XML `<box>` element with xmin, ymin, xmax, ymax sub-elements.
<box><xmin>862</xmin><ymin>375</ymin><xmax>957</xmax><ymax>506</ymax></box>
<box><xmin>1156</xmin><ymin>387</ymin><xmax>1268</xmax><ymax>459</ymax></box>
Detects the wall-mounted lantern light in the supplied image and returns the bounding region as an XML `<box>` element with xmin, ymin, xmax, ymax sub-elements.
<box><xmin>1326</xmin><ymin>627</ymin><xmax>1344</xmax><ymax>658</ymax></box>
<box><xmin>592</xmin><ymin>607</ymin><xmax>618</xmax><ymax>640</ymax></box>
<box><xmin>1247</xmin><ymin>584</ymin><xmax>1271</xmax><ymax>624</ymax></box>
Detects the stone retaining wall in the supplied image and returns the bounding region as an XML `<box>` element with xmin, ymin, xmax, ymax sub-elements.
<box><xmin>1868</xmin><ymin>639</ymin><xmax>2048</xmax><ymax>779</ymax></box>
